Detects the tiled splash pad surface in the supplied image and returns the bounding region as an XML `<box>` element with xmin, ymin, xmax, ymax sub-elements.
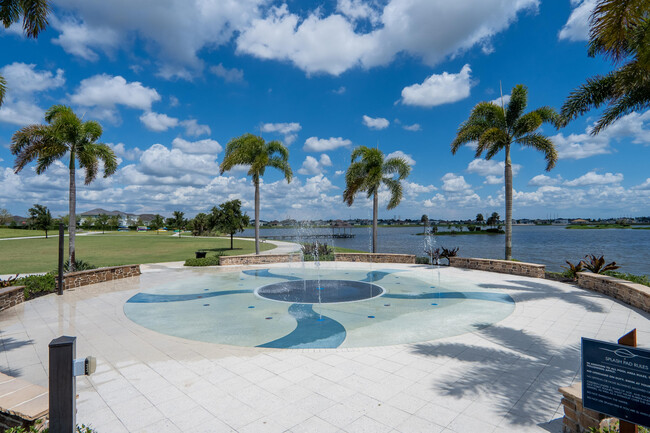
<box><xmin>124</xmin><ymin>266</ymin><xmax>515</xmax><ymax>348</ymax></box>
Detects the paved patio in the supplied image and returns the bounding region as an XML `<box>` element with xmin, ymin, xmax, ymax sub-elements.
<box><xmin>1</xmin><ymin>262</ymin><xmax>649</xmax><ymax>432</ymax></box>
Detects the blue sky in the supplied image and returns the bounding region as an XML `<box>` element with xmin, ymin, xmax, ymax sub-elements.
<box><xmin>1</xmin><ymin>0</ymin><xmax>649</xmax><ymax>220</ymax></box>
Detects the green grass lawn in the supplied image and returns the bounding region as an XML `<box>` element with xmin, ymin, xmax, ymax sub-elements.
<box><xmin>0</xmin><ymin>228</ymin><xmax>53</xmax><ymax>238</ymax></box>
<box><xmin>0</xmin><ymin>233</ymin><xmax>275</xmax><ymax>274</ymax></box>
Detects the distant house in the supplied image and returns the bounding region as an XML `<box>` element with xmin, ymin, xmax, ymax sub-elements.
<box><xmin>80</xmin><ymin>208</ymin><xmax>145</xmax><ymax>227</ymax></box>
<box><xmin>570</xmin><ymin>218</ymin><xmax>589</xmax><ymax>225</ymax></box>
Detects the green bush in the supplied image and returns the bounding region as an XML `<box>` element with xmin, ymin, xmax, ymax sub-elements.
<box><xmin>184</xmin><ymin>254</ymin><xmax>222</xmax><ymax>266</ymax></box>
<box><xmin>602</xmin><ymin>271</ymin><xmax>650</xmax><ymax>287</ymax></box>
<box><xmin>63</xmin><ymin>259</ymin><xmax>96</xmax><ymax>272</ymax></box>
<box><xmin>415</xmin><ymin>256</ymin><xmax>431</xmax><ymax>264</ymax></box>
<box><xmin>4</xmin><ymin>422</ymin><xmax>98</xmax><ymax>432</ymax></box>
<box><xmin>18</xmin><ymin>274</ymin><xmax>56</xmax><ymax>300</ymax></box>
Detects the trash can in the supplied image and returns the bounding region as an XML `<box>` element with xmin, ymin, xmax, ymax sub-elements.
<box><xmin>195</xmin><ymin>251</ymin><xmax>207</xmax><ymax>259</ymax></box>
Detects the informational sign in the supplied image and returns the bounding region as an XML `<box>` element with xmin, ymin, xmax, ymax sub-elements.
<box><xmin>582</xmin><ymin>338</ymin><xmax>650</xmax><ymax>428</ymax></box>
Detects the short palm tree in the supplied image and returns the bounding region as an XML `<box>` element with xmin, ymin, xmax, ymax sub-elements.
<box><xmin>219</xmin><ymin>133</ymin><xmax>292</xmax><ymax>255</ymax></box>
<box><xmin>560</xmin><ymin>0</ymin><xmax>650</xmax><ymax>133</ymax></box>
<box><xmin>343</xmin><ymin>146</ymin><xmax>411</xmax><ymax>253</ymax></box>
<box><xmin>11</xmin><ymin>105</ymin><xmax>118</xmax><ymax>271</ymax></box>
<box><xmin>451</xmin><ymin>85</ymin><xmax>559</xmax><ymax>260</ymax></box>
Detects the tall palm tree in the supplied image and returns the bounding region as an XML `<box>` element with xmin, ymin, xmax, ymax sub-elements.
<box><xmin>343</xmin><ymin>146</ymin><xmax>411</xmax><ymax>253</ymax></box>
<box><xmin>11</xmin><ymin>105</ymin><xmax>117</xmax><ymax>271</ymax></box>
<box><xmin>451</xmin><ymin>85</ymin><xmax>559</xmax><ymax>260</ymax></box>
<box><xmin>219</xmin><ymin>133</ymin><xmax>292</xmax><ymax>255</ymax></box>
<box><xmin>560</xmin><ymin>0</ymin><xmax>649</xmax><ymax>133</ymax></box>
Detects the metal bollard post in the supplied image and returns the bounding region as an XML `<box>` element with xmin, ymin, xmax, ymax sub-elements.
<box><xmin>49</xmin><ymin>336</ymin><xmax>76</xmax><ymax>433</ymax></box>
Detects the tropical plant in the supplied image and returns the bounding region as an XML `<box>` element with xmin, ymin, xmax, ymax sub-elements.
<box><xmin>149</xmin><ymin>214</ymin><xmax>164</xmax><ymax>232</ymax></box>
<box><xmin>219</xmin><ymin>133</ymin><xmax>292</xmax><ymax>255</ymax></box>
<box><xmin>476</xmin><ymin>213</ymin><xmax>484</xmax><ymax>225</ymax></box>
<box><xmin>28</xmin><ymin>203</ymin><xmax>52</xmax><ymax>237</ymax></box>
<box><xmin>0</xmin><ymin>274</ymin><xmax>20</xmax><ymax>288</ymax></box>
<box><xmin>582</xmin><ymin>254</ymin><xmax>620</xmax><ymax>274</ymax></box>
<box><xmin>168</xmin><ymin>211</ymin><xmax>186</xmax><ymax>237</ymax></box>
<box><xmin>560</xmin><ymin>0</ymin><xmax>650</xmax><ymax>134</ymax></box>
<box><xmin>11</xmin><ymin>105</ymin><xmax>117</xmax><ymax>271</ymax></box>
<box><xmin>343</xmin><ymin>146</ymin><xmax>411</xmax><ymax>253</ymax></box>
<box><xmin>562</xmin><ymin>260</ymin><xmax>584</xmax><ymax>279</ymax></box>
<box><xmin>487</xmin><ymin>212</ymin><xmax>501</xmax><ymax>228</ymax></box>
<box><xmin>95</xmin><ymin>214</ymin><xmax>109</xmax><ymax>234</ymax></box>
<box><xmin>191</xmin><ymin>212</ymin><xmax>210</xmax><ymax>237</ymax></box>
<box><xmin>451</xmin><ymin>85</ymin><xmax>559</xmax><ymax>260</ymax></box>
<box><xmin>421</xmin><ymin>214</ymin><xmax>429</xmax><ymax>234</ymax></box>
<box><xmin>62</xmin><ymin>259</ymin><xmax>96</xmax><ymax>272</ymax></box>
<box><xmin>440</xmin><ymin>246</ymin><xmax>459</xmax><ymax>265</ymax></box>
<box><xmin>210</xmin><ymin>200</ymin><xmax>250</xmax><ymax>249</ymax></box>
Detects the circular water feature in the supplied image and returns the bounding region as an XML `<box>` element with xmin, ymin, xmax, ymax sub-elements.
<box><xmin>255</xmin><ymin>280</ymin><xmax>384</xmax><ymax>303</ymax></box>
<box><xmin>124</xmin><ymin>266</ymin><xmax>515</xmax><ymax>349</ymax></box>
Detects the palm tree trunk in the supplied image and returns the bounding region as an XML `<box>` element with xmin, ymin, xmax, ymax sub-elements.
<box><xmin>504</xmin><ymin>145</ymin><xmax>513</xmax><ymax>260</ymax></box>
<box><xmin>254</xmin><ymin>177</ymin><xmax>260</xmax><ymax>255</ymax></box>
<box><xmin>68</xmin><ymin>156</ymin><xmax>76</xmax><ymax>272</ymax></box>
<box><xmin>372</xmin><ymin>192</ymin><xmax>378</xmax><ymax>253</ymax></box>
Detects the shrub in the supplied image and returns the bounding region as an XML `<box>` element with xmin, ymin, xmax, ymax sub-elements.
<box><xmin>582</xmin><ymin>254</ymin><xmax>619</xmax><ymax>274</ymax></box>
<box><xmin>18</xmin><ymin>274</ymin><xmax>56</xmax><ymax>300</ymax></box>
<box><xmin>303</xmin><ymin>254</ymin><xmax>335</xmax><ymax>262</ymax></box>
<box><xmin>63</xmin><ymin>259</ymin><xmax>96</xmax><ymax>272</ymax></box>
<box><xmin>184</xmin><ymin>254</ymin><xmax>222</xmax><ymax>267</ymax></box>
<box><xmin>4</xmin><ymin>422</ymin><xmax>98</xmax><ymax>432</ymax></box>
<box><xmin>415</xmin><ymin>256</ymin><xmax>430</xmax><ymax>265</ymax></box>
<box><xmin>562</xmin><ymin>260</ymin><xmax>584</xmax><ymax>280</ymax></box>
<box><xmin>440</xmin><ymin>247</ymin><xmax>459</xmax><ymax>265</ymax></box>
<box><xmin>301</xmin><ymin>242</ymin><xmax>332</xmax><ymax>257</ymax></box>
<box><xmin>1</xmin><ymin>274</ymin><xmax>20</xmax><ymax>288</ymax></box>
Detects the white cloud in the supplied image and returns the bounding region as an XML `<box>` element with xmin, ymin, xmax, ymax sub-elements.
<box><xmin>564</xmin><ymin>171</ymin><xmax>623</xmax><ymax>187</ymax></box>
<box><xmin>333</xmin><ymin>86</ymin><xmax>346</xmax><ymax>95</ymax></box>
<box><xmin>466</xmin><ymin>159</ymin><xmax>521</xmax><ymax>177</ymax></box>
<box><xmin>210</xmin><ymin>63</ymin><xmax>245</xmax><ymax>83</ymax></box>
<box><xmin>108</xmin><ymin>143</ymin><xmax>142</xmax><ymax>161</ymax></box>
<box><xmin>334</xmin><ymin>170</ymin><xmax>345</xmax><ymax>176</ymax></box>
<box><xmin>135</xmin><ymin>143</ymin><xmax>220</xmax><ymax>182</ymax></box>
<box><xmin>553</xmin><ymin>111</ymin><xmax>650</xmax><ymax>159</ymax></box>
<box><xmin>484</xmin><ymin>175</ymin><xmax>503</xmax><ymax>185</ymax></box>
<box><xmin>236</xmin><ymin>1</ymin><xmax>538</xmax><ymax>76</ymax></box>
<box><xmin>171</xmin><ymin>137</ymin><xmax>222</xmax><ymax>155</ymax></box>
<box><xmin>51</xmin><ymin>15</ymin><xmax>121</xmax><ymax>61</ymax></box>
<box><xmin>336</xmin><ymin>0</ymin><xmax>380</xmax><ymax>23</ymax></box>
<box><xmin>261</xmin><ymin>122</ymin><xmax>302</xmax><ymax>145</ymax></box>
<box><xmin>558</xmin><ymin>0</ymin><xmax>596</xmax><ymax>42</ymax></box>
<box><xmin>362</xmin><ymin>115</ymin><xmax>389</xmax><ymax>130</ymax></box>
<box><xmin>632</xmin><ymin>179</ymin><xmax>650</xmax><ymax>190</ymax></box>
<box><xmin>70</xmin><ymin>75</ymin><xmax>161</xmax><ymax>121</ymax></box>
<box><xmin>528</xmin><ymin>174</ymin><xmax>563</xmax><ymax>187</ymax></box>
<box><xmin>297</xmin><ymin>154</ymin><xmax>332</xmax><ymax>175</ymax></box>
<box><xmin>401</xmin><ymin>64</ymin><xmax>472</xmax><ymax>107</ymax></box>
<box><xmin>441</xmin><ymin>172</ymin><xmax>472</xmax><ymax>192</ymax></box>
<box><xmin>386</xmin><ymin>150</ymin><xmax>415</xmax><ymax>166</ymax></box>
<box><xmin>181</xmin><ymin>119</ymin><xmax>211</xmax><ymax>137</ymax></box>
<box><xmin>489</xmin><ymin>93</ymin><xmax>511</xmax><ymax>106</ymax></box>
<box><xmin>0</xmin><ymin>63</ymin><xmax>65</xmax><ymax>125</ymax></box>
<box><xmin>303</xmin><ymin>136</ymin><xmax>352</xmax><ymax>152</ymax></box>
<box><xmin>139</xmin><ymin>111</ymin><xmax>179</xmax><ymax>132</ymax></box>
<box><xmin>403</xmin><ymin>123</ymin><xmax>421</xmax><ymax>131</ymax></box>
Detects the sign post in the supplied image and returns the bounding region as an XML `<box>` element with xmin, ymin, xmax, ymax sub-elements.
<box><xmin>582</xmin><ymin>329</ymin><xmax>649</xmax><ymax>431</ymax></box>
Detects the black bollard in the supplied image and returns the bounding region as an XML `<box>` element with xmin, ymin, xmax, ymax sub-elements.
<box><xmin>49</xmin><ymin>336</ymin><xmax>76</xmax><ymax>432</ymax></box>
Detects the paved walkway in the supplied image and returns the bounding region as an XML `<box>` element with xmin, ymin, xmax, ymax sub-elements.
<box><xmin>2</xmin><ymin>263</ymin><xmax>648</xmax><ymax>432</ymax></box>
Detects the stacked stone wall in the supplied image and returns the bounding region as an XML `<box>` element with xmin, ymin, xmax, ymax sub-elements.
<box><xmin>60</xmin><ymin>265</ymin><xmax>141</xmax><ymax>290</ymax></box>
<box><xmin>334</xmin><ymin>253</ymin><xmax>415</xmax><ymax>264</ymax></box>
<box><xmin>0</xmin><ymin>286</ymin><xmax>25</xmax><ymax>312</ymax></box>
<box><xmin>576</xmin><ymin>272</ymin><xmax>650</xmax><ymax>313</ymax></box>
<box><xmin>449</xmin><ymin>257</ymin><xmax>545</xmax><ymax>278</ymax></box>
<box><xmin>559</xmin><ymin>383</ymin><xmax>608</xmax><ymax>433</ymax></box>
<box><xmin>219</xmin><ymin>254</ymin><xmax>302</xmax><ymax>266</ymax></box>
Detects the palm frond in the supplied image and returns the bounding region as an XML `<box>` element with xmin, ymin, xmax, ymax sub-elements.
<box><xmin>267</xmin><ymin>156</ymin><xmax>293</xmax><ymax>183</ymax></box>
<box><xmin>588</xmin><ymin>0</ymin><xmax>644</xmax><ymax>62</ymax></box>
<box><xmin>451</xmin><ymin>119</ymin><xmax>490</xmax><ymax>153</ymax></box>
<box><xmin>559</xmin><ymin>73</ymin><xmax>617</xmax><ymax>126</ymax></box>
<box><xmin>476</xmin><ymin>127</ymin><xmax>508</xmax><ymax>158</ymax></box>
<box><xmin>382</xmin><ymin>157</ymin><xmax>410</xmax><ymax>180</ymax></box>
<box><xmin>0</xmin><ymin>74</ymin><xmax>6</xmax><ymax>107</ymax></box>
<box><xmin>343</xmin><ymin>161</ymin><xmax>367</xmax><ymax>206</ymax></box>
<box><xmin>19</xmin><ymin>0</ymin><xmax>50</xmax><ymax>38</ymax></box>
<box><xmin>266</xmin><ymin>140</ymin><xmax>289</xmax><ymax>161</ymax></box>
<box><xmin>516</xmin><ymin>133</ymin><xmax>558</xmax><ymax>171</ymax></box>
<box><xmin>95</xmin><ymin>143</ymin><xmax>118</xmax><ymax>177</ymax></box>
<box><xmin>592</xmin><ymin>83</ymin><xmax>650</xmax><ymax>134</ymax></box>
<box><xmin>10</xmin><ymin>124</ymin><xmax>49</xmax><ymax>172</ymax></box>
<box><xmin>0</xmin><ymin>0</ymin><xmax>21</xmax><ymax>30</ymax></box>
<box><xmin>382</xmin><ymin>178</ymin><xmax>403</xmax><ymax>210</ymax></box>
<box><xmin>506</xmin><ymin>84</ymin><xmax>528</xmax><ymax>127</ymax></box>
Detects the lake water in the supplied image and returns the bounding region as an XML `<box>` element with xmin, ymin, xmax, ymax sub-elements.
<box><xmin>241</xmin><ymin>225</ymin><xmax>650</xmax><ymax>276</ymax></box>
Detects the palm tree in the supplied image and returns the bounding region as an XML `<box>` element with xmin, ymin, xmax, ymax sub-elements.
<box><xmin>560</xmin><ymin>0</ymin><xmax>649</xmax><ymax>133</ymax></box>
<box><xmin>451</xmin><ymin>85</ymin><xmax>558</xmax><ymax>260</ymax></box>
<box><xmin>219</xmin><ymin>133</ymin><xmax>292</xmax><ymax>254</ymax></box>
<box><xmin>11</xmin><ymin>105</ymin><xmax>117</xmax><ymax>271</ymax></box>
<box><xmin>343</xmin><ymin>146</ymin><xmax>411</xmax><ymax>253</ymax></box>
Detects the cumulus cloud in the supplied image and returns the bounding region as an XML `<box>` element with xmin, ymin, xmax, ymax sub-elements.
<box><xmin>297</xmin><ymin>154</ymin><xmax>332</xmax><ymax>175</ymax></box>
<box><xmin>386</xmin><ymin>150</ymin><xmax>415</xmax><ymax>166</ymax></box>
<box><xmin>303</xmin><ymin>136</ymin><xmax>352</xmax><ymax>152</ymax></box>
<box><xmin>51</xmin><ymin>15</ymin><xmax>121</xmax><ymax>61</ymax></box>
<box><xmin>403</xmin><ymin>123</ymin><xmax>421</xmax><ymax>131</ymax></box>
<box><xmin>558</xmin><ymin>0</ymin><xmax>596</xmax><ymax>42</ymax></box>
<box><xmin>466</xmin><ymin>159</ymin><xmax>521</xmax><ymax>177</ymax></box>
<box><xmin>237</xmin><ymin>1</ymin><xmax>538</xmax><ymax>75</ymax></box>
<box><xmin>210</xmin><ymin>63</ymin><xmax>245</xmax><ymax>83</ymax></box>
<box><xmin>0</xmin><ymin>63</ymin><xmax>65</xmax><ymax>125</ymax></box>
<box><xmin>181</xmin><ymin>119</ymin><xmax>211</xmax><ymax>137</ymax></box>
<box><xmin>528</xmin><ymin>174</ymin><xmax>563</xmax><ymax>187</ymax></box>
<box><xmin>632</xmin><ymin>179</ymin><xmax>650</xmax><ymax>190</ymax></box>
<box><xmin>171</xmin><ymin>137</ymin><xmax>222</xmax><ymax>155</ymax></box>
<box><xmin>489</xmin><ymin>93</ymin><xmax>511</xmax><ymax>106</ymax></box>
<box><xmin>564</xmin><ymin>171</ymin><xmax>623</xmax><ymax>187</ymax></box>
<box><xmin>70</xmin><ymin>74</ymin><xmax>161</xmax><ymax>121</ymax></box>
<box><xmin>261</xmin><ymin>122</ymin><xmax>302</xmax><ymax>145</ymax></box>
<box><xmin>139</xmin><ymin>111</ymin><xmax>179</xmax><ymax>132</ymax></box>
<box><xmin>441</xmin><ymin>172</ymin><xmax>472</xmax><ymax>193</ymax></box>
<box><xmin>401</xmin><ymin>64</ymin><xmax>472</xmax><ymax>107</ymax></box>
<box><xmin>552</xmin><ymin>111</ymin><xmax>650</xmax><ymax>159</ymax></box>
<box><xmin>333</xmin><ymin>86</ymin><xmax>346</xmax><ymax>95</ymax></box>
<box><xmin>362</xmin><ymin>115</ymin><xmax>389</xmax><ymax>130</ymax></box>
<box><xmin>108</xmin><ymin>143</ymin><xmax>142</xmax><ymax>161</ymax></box>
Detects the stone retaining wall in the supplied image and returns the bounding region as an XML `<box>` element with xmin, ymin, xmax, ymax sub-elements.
<box><xmin>334</xmin><ymin>253</ymin><xmax>415</xmax><ymax>264</ymax></box>
<box><xmin>576</xmin><ymin>272</ymin><xmax>650</xmax><ymax>313</ymax></box>
<box><xmin>449</xmin><ymin>257</ymin><xmax>545</xmax><ymax>278</ymax></box>
<box><xmin>559</xmin><ymin>383</ymin><xmax>607</xmax><ymax>433</ymax></box>
<box><xmin>0</xmin><ymin>286</ymin><xmax>25</xmax><ymax>312</ymax></box>
<box><xmin>219</xmin><ymin>254</ymin><xmax>302</xmax><ymax>266</ymax></box>
<box><xmin>59</xmin><ymin>264</ymin><xmax>141</xmax><ymax>290</ymax></box>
